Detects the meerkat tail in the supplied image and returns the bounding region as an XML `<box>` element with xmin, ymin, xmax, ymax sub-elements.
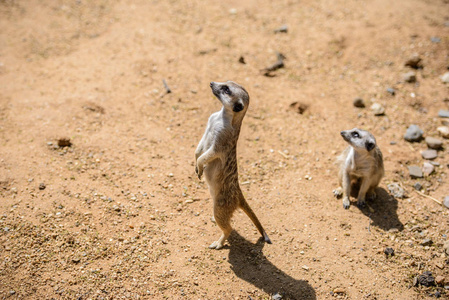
<box><xmin>239</xmin><ymin>199</ymin><xmax>272</xmax><ymax>244</ymax></box>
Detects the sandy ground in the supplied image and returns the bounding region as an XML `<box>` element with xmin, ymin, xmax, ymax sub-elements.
<box><xmin>1</xmin><ymin>0</ymin><xmax>449</xmax><ymax>299</ymax></box>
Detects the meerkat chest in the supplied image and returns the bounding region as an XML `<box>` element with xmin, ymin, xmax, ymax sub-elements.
<box><xmin>349</xmin><ymin>153</ymin><xmax>375</xmax><ymax>177</ymax></box>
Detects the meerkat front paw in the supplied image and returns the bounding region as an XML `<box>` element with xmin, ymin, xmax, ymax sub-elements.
<box><xmin>342</xmin><ymin>197</ymin><xmax>350</xmax><ymax>209</ymax></box>
<box><xmin>357</xmin><ymin>198</ymin><xmax>366</xmax><ymax>208</ymax></box>
<box><xmin>196</xmin><ymin>165</ymin><xmax>203</xmax><ymax>179</ymax></box>
<box><xmin>333</xmin><ymin>187</ymin><xmax>343</xmax><ymax>198</ymax></box>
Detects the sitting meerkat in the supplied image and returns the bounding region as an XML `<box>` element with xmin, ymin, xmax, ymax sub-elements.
<box><xmin>195</xmin><ymin>81</ymin><xmax>271</xmax><ymax>249</ymax></box>
<box><xmin>334</xmin><ymin>128</ymin><xmax>384</xmax><ymax>209</ymax></box>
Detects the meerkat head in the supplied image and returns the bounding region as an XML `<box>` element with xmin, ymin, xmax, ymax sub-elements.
<box><xmin>210</xmin><ymin>81</ymin><xmax>249</xmax><ymax>114</ymax></box>
<box><xmin>340</xmin><ymin>128</ymin><xmax>377</xmax><ymax>152</ymax></box>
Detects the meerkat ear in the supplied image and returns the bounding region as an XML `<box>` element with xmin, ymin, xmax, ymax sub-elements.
<box><xmin>233</xmin><ymin>100</ymin><xmax>244</xmax><ymax>112</ymax></box>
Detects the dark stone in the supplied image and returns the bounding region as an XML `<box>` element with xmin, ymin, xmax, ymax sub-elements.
<box><xmin>238</xmin><ymin>56</ymin><xmax>246</xmax><ymax>64</ymax></box>
<box><xmin>402</xmin><ymin>71</ymin><xmax>417</xmax><ymax>83</ymax></box>
<box><xmin>384</xmin><ymin>247</ymin><xmax>394</xmax><ymax>257</ymax></box>
<box><xmin>405</xmin><ymin>55</ymin><xmax>422</xmax><ymax>69</ymax></box>
<box><xmin>58</xmin><ymin>138</ymin><xmax>72</xmax><ymax>148</ymax></box>
<box><xmin>39</xmin><ymin>183</ymin><xmax>46</xmax><ymax>190</ymax></box>
<box><xmin>413</xmin><ymin>182</ymin><xmax>423</xmax><ymax>191</ymax></box>
<box><xmin>421</xmin><ymin>239</ymin><xmax>433</xmax><ymax>246</ymax></box>
<box><xmin>353</xmin><ymin>98</ymin><xmax>365</xmax><ymax>108</ymax></box>
<box><xmin>414</xmin><ymin>271</ymin><xmax>435</xmax><ymax>287</ymax></box>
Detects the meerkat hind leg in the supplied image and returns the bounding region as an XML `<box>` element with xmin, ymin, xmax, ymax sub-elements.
<box><xmin>209</xmin><ymin>211</ymin><xmax>232</xmax><ymax>250</ymax></box>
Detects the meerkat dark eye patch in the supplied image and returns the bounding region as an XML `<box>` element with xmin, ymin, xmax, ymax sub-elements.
<box><xmin>233</xmin><ymin>102</ymin><xmax>244</xmax><ymax>112</ymax></box>
<box><xmin>352</xmin><ymin>131</ymin><xmax>360</xmax><ymax>138</ymax></box>
<box><xmin>366</xmin><ymin>142</ymin><xmax>375</xmax><ymax>151</ymax></box>
<box><xmin>221</xmin><ymin>85</ymin><xmax>231</xmax><ymax>95</ymax></box>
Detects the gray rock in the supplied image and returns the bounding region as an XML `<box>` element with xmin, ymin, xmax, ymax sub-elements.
<box><xmin>414</xmin><ymin>271</ymin><xmax>435</xmax><ymax>287</ymax></box>
<box><xmin>371</xmin><ymin>103</ymin><xmax>385</xmax><ymax>116</ymax></box>
<box><xmin>404</xmin><ymin>125</ymin><xmax>424</xmax><ymax>142</ymax></box>
<box><xmin>421</xmin><ymin>239</ymin><xmax>433</xmax><ymax>246</ymax></box>
<box><xmin>404</xmin><ymin>55</ymin><xmax>422</xmax><ymax>69</ymax></box>
<box><xmin>422</xmin><ymin>162</ymin><xmax>435</xmax><ymax>176</ymax></box>
<box><xmin>387</xmin><ymin>183</ymin><xmax>406</xmax><ymax>199</ymax></box>
<box><xmin>425</xmin><ymin>137</ymin><xmax>443</xmax><ymax>149</ymax></box>
<box><xmin>386</xmin><ymin>87</ymin><xmax>395</xmax><ymax>95</ymax></box>
<box><xmin>272</xmin><ymin>293</ymin><xmax>283</xmax><ymax>300</ymax></box>
<box><xmin>353</xmin><ymin>98</ymin><xmax>365</xmax><ymax>108</ymax></box>
<box><xmin>443</xmin><ymin>196</ymin><xmax>449</xmax><ymax>209</ymax></box>
<box><xmin>402</xmin><ymin>71</ymin><xmax>417</xmax><ymax>83</ymax></box>
<box><xmin>408</xmin><ymin>165</ymin><xmax>423</xmax><ymax>178</ymax></box>
<box><xmin>442</xmin><ymin>72</ymin><xmax>449</xmax><ymax>84</ymax></box>
<box><xmin>431</xmin><ymin>37</ymin><xmax>441</xmax><ymax>43</ymax></box>
<box><xmin>413</xmin><ymin>182</ymin><xmax>423</xmax><ymax>191</ymax></box>
<box><xmin>274</xmin><ymin>25</ymin><xmax>288</xmax><ymax>33</ymax></box>
<box><xmin>438</xmin><ymin>110</ymin><xmax>449</xmax><ymax>118</ymax></box>
<box><xmin>421</xmin><ymin>149</ymin><xmax>437</xmax><ymax>160</ymax></box>
<box><xmin>437</xmin><ymin>126</ymin><xmax>449</xmax><ymax>138</ymax></box>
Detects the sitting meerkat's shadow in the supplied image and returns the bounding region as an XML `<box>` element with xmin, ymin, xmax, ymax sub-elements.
<box><xmin>228</xmin><ymin>231</ymin><xmax>316</xmax><ymax>300</ymax></box>
<box><xmin>356</xmin><ymin>187</ymin><xmax>404</xmax><ymax>232</ymax></box>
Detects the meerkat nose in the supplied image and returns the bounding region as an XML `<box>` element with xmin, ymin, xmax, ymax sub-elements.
<box><xmin>340</xmin><ymin>131</ymin><xmax>345</xmax><ymax>136</ymax></box>
<box><xmin>210</xmin><ymin>82</ymin><xmax>214</xmax><ymax>87</ymax></box>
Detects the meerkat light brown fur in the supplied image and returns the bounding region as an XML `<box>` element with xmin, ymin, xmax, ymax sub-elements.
<box><xmin>195</xmin><ymin>81</ymin><xmax>271</xmax><ymax>249</ymax></box>
<box><xmin>334</xmin><ymin>128</ymin><xmax>384</xmax><ymax>209</ymax></box>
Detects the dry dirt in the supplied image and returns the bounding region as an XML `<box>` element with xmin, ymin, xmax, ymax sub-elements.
<box><xmin>1</xmin><ymin>0</ymin><xmax>449</xmax><ymax>299</ymax></box>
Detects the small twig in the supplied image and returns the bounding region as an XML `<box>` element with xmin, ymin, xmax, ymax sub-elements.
<box><xmin>277</xmin><ymin>150</ymin><xmax>289</xmax><ymax>159</ymax></box>
<box><xmin>413</xmin><ymin>189</ymin><xmax>443</xmax><ymax>206</ymax></box>
<box><xmin>162</xmin><ymin>79</ymin><xmax>171</xmax><ymax>94</ymax></box>
<box><xmin>262</xmin><ymin>52</ymin><xmax>286</xmax><ymax>76</ymax></box>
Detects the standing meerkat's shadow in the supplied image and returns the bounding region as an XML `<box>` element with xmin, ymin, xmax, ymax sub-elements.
<box><xmin>227</xmin><ymin>232</ymin><xmax>316</xmax><ymax>300</ymax></box>
<box><xmin>357</xmin><ymin>187</ymin><xmax>404</xmax><ymax>231</ymax></box>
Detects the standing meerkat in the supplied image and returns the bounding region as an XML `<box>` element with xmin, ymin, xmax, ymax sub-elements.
<box><xmin>195</xmin><ymin>81</ymin><xmax>271</xmax><ymax>249</ymax></box>
<box><xmin>334</xmin><ymin>128</ymin><xmax>384</xmax><ymax>209</ymax></box>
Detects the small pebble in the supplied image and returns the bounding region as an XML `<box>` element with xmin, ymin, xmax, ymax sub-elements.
<box><xmin>431</xmin><ymin>37</ymin><xmax>441</xmax><ymax>43</ymax></box>
<box><xmin>413</xmin><ymin>182</ymin><xmax>423</xmax><ymax>191</ymax></box>
<box><xmin>443</xmin><ymin>196</ymin><xmax>449</xmax><ymax>209</ymax></box>
<box><xmin>414</xmin><ymin>271</ymin><xmax>435</xmax><ymax>287</ymax></box>
<box><xmin>353</xmin><ymin>97</ymin><xmax>365</xmax><ymax>108</ymax></box>
<box><xmin>274</xmin><ymin>25</ymin><xmax>288</xmax><ymax>33</ymax></box>
<box><xmin>371</xmin><ymin>103</ymin><xmax>385</xmax><ymax>116</ymax></box>
<box><xmin>387</xmin><ymin>183</ymin><xmax>406</xmax><ymax>199</ymax></box>
<box><xmin>386</xmin><ymin>87</ymin><xmax>395</xmax><ymax>95</ymax></box>
<box><xmin>441</xmin><ymin>72</ymin><xmax>449</xmax><ymax>84</ymax></box>
<box><xmin>333</xmin><ymin>288</ymin><xmax>345</xmax><ymax>294</ymax></box>
<box><xmin>437</xmin><ymin>126</ymin><xmax>449</xmax><ymax>138</ymax></box>
<box><xmin>57</xmin><ymin>138</ymin><xmax>72</xmax><ymax>148</ymax></box>
<box><xmin>404</xmin><ymin>54</ymin><xmax>422</xmax><ymax>69</ymax></box>
<box><xmin>421</xmin><ymin>239</ymin><xmax>433</xmax><ymax>246</ymax></box>
<box><xmin>402</xmin><ymin>71</ymin><xmax>417</xmax><ymax>83</ymax></box>
<box><xmin>404</xmin><ymin>125</ymin><xmax>423</xmax><ymax>142</ymax></box>
<box><xmin>425</xmin><ymin>137</ymin><xmax>443</xmax><ymax>149</ymax></box>
<box><xmin>438</xmin><ymin>110</ymin><xmax>449</xmax><ymax>118</ymax></box>
<box><xmin>39</xmin><ymin>183</ymin><xmax>46</xmax><ymax>190</ymax></box>
<box><xmin>384</xmin><ymin>247</ymin><xmax>395</xmax><ymax>257</ymax></box>
<box><xmin>408</xmin><ymin>165</ymin><xmax>423</xmax><ymax>178</ymax></box>
<box><xmin>422</xmin><ymin>162</ymin><xmax>435</xmax><ymax>176</ymax></box>
<box><xmin>421</xmin><ymin>149</ymin><xmax>437</xmax><ymax>160</ymax></box>
<box><xmin>436</xmin><ymin>276</ymin><xmax>445</xmax><ymax>285</ymax></box>
<box><xmin>272</xmin><ymin>293</ymin><xmax>283</xmax><ymax>300</ymax></box>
